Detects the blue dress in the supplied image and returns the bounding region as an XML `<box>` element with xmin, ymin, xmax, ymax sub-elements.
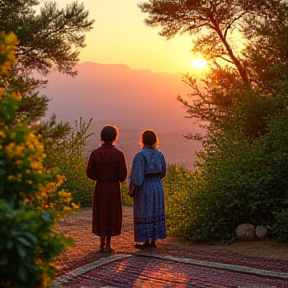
<box><xmin>130</xmin><ymin>147</ymin><xmax>167</xmax><ymax>242</ymax></box>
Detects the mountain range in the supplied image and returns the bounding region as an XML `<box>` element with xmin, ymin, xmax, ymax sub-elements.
<box><xmin>42</xmin><ymin>62</ymin><xmax>204</xmax><ymax>169</ymax></box>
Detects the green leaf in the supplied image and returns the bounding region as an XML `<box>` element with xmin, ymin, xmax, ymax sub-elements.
<box><xmin>18</xmin><ymin>266</ymin><xmax>27</xmax><ymax>283</ymax></box>
<box><xmin>16</xmin><ymin>243</ymin><xmax>27</xmax><ymax>259</ymax></box>
<box><xmin>64</xmin><ymin>236</ymin><xmax>75</xmax><ymax>248</ymax></box>
<box><xmin>23</xmin><ymin>232</ymin><xmax>38</xmax><ymax>245</ymax></box>
<box><xmin>6</xmin><ymin>240</ymin><xmax>14</xmax><ymax>249</ymax></box>
<box><xmin>17</xmin><ymin>237</ymin><xmax>32</xmax><ymax>248</ymax></box>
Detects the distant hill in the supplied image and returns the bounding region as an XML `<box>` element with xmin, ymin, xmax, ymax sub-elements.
<box><xmin>42</xmin><ymin>62</ymin><xmax>204</xmax><ymax>169</ymax></box>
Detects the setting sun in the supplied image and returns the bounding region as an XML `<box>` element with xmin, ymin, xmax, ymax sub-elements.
<box><xmin>191</xmin><ymin>58</ymin><xmax>207</xmax><ymax>69</ymax></box>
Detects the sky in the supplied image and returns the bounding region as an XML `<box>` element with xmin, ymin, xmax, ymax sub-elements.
<box><xmin>58</xmin><ymin>0</ymin><xmax>197</xmax><ymax>74</ymax></box>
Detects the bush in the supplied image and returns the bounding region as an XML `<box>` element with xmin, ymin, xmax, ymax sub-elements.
<box><xmin>41</xmin><ymin>117</ymin><xmax>94</xmax><ymax>207</ymax></box>
<box><xmin>0</xmin><ymin>94</ymin><xmax>76</xmax><ymax>287</ymax></box>
<box><xmin>163</xmin><ymin>117</ymin><xmax>288</xmax><ymax>244</ymax></box>
<box><xmin>163</xmin><ymin>164</ymin><xmax>198</xmax><ymax>240</ymax></box>
<box><xmin>0</xmin><ymin>32</ymin><xmax>75</xmax><ymax>287</ymax></box>
<box><xmin>273</xmin><ymin>207</ymin><xmax>288</xmax><ymax>243</ymax></box>
<box><xmin>121</xmin><ymin>182</ymin><xmax>133</xmax><ymax>207</ymax></box>
<box><xmin>0</xmin><ymin>200</ymin><xmax>73</xmax><ymax>288</ymax></box>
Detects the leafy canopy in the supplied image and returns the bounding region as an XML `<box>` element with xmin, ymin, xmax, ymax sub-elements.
<box><xmin>0</xmin><ymin>0</ymin><xmax>94</xmax><ymax>122</ymax></box>
<box><xmin>140</xmin><ymin>0</ymin><xmax>288</xmax><ymax>243</ymax></box>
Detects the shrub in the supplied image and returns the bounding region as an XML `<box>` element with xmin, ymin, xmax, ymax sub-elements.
<box><xmin>122</xmin><ymin>182</ymin><xmax>133</xmax><ymax>207</ymax></box>
<box><xmin>0</xmin><ymin>31</ymin><xmax>75</xmax><ymax>287</ymax></box>
<box><xmin>273</xmin><ymin>207</ymin><xmax>288</xmax><ymax>243</ymax></box>
<box><xmin>41</xmin><ymin>117</ymin><xmax>94</xmax><ymax>207</ymax></box>
<box><xmin>163</xmin><ymin>164</ymin><xmax>198</xmax><ymax>240</ymax></box>
<box><xmin>163</xmin><ymin>119</ymin><xmax>288</xmax><ymax>244</ymax></box>
<box><xmin>0</xmin><ymin>200</ymin><xmax>73</xmax><ymax>288</ymax></box>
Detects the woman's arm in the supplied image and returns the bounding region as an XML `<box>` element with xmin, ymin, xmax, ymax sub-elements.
<box><xmin>86</xmin><ymin>152</ymin><xmax>98</xmax><ymax>181</ymax></box>
<box><xmin>130</xmin><ymin>151</ymin><xmax>145</xmax><ymax>186</ymax></box>
<box><xmin>117</xmin><ymin>152</ymin><xmax>128</xmax><ymax>182</ymax></box>
<box><xmin>159</xmin><ymin>151</ymin><xmax>167</xmax><ymax>179</ymax></box>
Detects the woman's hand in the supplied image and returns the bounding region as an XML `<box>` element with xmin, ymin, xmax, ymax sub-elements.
<box><xmin>129</xmin><ymin>186</ymin><xmax>135</xmax><ymax>197</ymax></box>
<box><xmin>128</xmin><ymin>183</ymin><xmax>138</xmax><ymax>198</ymax></box>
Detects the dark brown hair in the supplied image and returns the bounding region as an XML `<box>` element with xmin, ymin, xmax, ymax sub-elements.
<box><xmin>101</xmin><ymin>125</ymin><xmax>119</xmax><ymax>143</ymax></box>
<box><xmin>140</xmin><ymin>129</ymin><xmax>159</xmax><ymax>148</ymax></box>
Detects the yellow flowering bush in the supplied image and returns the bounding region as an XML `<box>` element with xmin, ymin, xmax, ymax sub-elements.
<box><xmin>0</xmin><ymin>31</ymin><xmax>18</xmax><ymax>78</ymax></box>
<box><xmin>0</xmin><ymin>32</ymin><xmax>76</xmax><ymax>288</ymax></box>
<box><xmin>0</xmin><ymin>117</ymin><xmax>78</xmax><ymax>218</ymax></box>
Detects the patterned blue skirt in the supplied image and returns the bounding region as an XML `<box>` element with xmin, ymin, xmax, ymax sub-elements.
<box><xmin>133</xmin><ymin>177</ymin><xmax>167</xmax><ymax>242</ymax></box>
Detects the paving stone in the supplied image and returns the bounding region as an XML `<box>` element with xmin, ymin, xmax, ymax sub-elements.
<box><xmin>52</xmin><ymin>207</ymin><xmax>288</xmax><ymax>288</ymax></box>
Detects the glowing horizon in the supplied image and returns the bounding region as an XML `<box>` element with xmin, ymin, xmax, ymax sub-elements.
<box><xmin>59</xmin><ymin>0</ymin><xmax>198</xmax><ymax>74</ymax></box>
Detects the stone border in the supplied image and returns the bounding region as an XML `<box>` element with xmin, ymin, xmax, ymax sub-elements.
<box><xmin>52</xmin><ymin>254</ymin><xmax>132</xmax><ymax>287</ymax></box>
<box><xmin>52</xmin><ymin>251</ymin><xmax>288</xmax><ymax>287</ymax></box>
<box><xmin>137</xmin><ymin>251</ymin><xmax>288</xmax><ymax>281</ymax></box>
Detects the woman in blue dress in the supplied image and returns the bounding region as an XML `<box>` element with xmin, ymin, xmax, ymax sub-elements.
<box><xmin>129</xmin><ymin>129</ymin><xmax>167</xmax><ymax>248</ymax></box>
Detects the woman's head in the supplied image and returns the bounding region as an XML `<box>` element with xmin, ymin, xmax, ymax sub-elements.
<box><xmin>101</xmin><ymin>125</ymin><xmax>119</xmax><ymax>144</ymax></box>
<box><xmin>140</xmin><ymin>129</ymin><xmax>159</xmax><ymax>148</ymax></box>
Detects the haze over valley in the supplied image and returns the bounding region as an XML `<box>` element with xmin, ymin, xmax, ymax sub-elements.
<box><xmin>42</xmin><ymin>62</ymin><xmax>203</xmax><ymax>169</ymax></box>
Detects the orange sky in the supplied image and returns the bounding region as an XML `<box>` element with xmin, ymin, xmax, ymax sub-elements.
<box><xmin>59</xmin><ymin>0</ymin><xmax>199</xmax><ymax>74</ymax></box>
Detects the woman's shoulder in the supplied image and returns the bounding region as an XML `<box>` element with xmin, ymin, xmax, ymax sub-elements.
<box><xmin>153</xmin><ymin>148</ymin><xmax>164</xmax><ymax>156</ymax></box>
<box><xmin>134</xmin><ymin>149</ymin><xmax>144</xmax><ymax>157</ymax></box>
<box><xmin>113</xmin><ymin>146</ymin><xmax>125</xmax><ymax>155</ymax></box>
<box><xmin>90</xmin><ymin>146</ymin><xmax>101</xmax><ymax>154</ymax></box>
<box><xmin>154</xmin><ymin>148</ymin><xmax>166</xmax><ymax>161</ymax></box>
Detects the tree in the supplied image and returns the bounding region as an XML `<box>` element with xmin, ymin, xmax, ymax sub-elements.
<box><xmin>138</xmin><ymin>0</ymin><xmax>287</xmax><ymax>125</ymax></box>
<box><xmin>0</xmin><ymin>1</ymin><xmax>95</xmax><ymax>208</ymax></box>
<box><xmin>138</xmin><ymin>0</ymin><xmax>261</xmax><ymax>83</ymax></box>
<box><xmin>139</xmin><ymin>1</ymin><xmax>288</xmax><ymax>243</ymax></box>
<box><xmin>0</xmin><ymin>0</ymin><xmax>94</xmax><ymax>122</ymax></box>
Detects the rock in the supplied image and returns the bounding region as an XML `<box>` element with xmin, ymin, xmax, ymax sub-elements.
<box><xmin>256</xmin><ymin>225</ymin><xmax>269</xmax><ymax>239</ymax></box>
<box><xmin>236</xmin><ymin>223</ymin><xmax>257</xmax><ymax>241</ymax></box>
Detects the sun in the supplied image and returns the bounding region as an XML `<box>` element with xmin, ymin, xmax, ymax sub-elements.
<box><xmin>191</xmin><ymin>58</ymin><xmax>207</xmax><ymax>70</ymax></box>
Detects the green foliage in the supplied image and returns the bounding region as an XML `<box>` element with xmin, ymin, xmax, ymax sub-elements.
<box><xmin>164</xmin><ymin>109</ymin><xmax>288</xmax><ymax>244</ymax></box>
<box><xmin>40</xmin><ymin>117</ymin><xmax>94</xmax><ymax>207</ymax></box>
<box><xmin>0</xmin><ymin>200</ymin><xmax>74</xmax><ymax>288</ymax></box>
<box><xmin>141</xmin><ymin>0</ymin><xmax>288</xmax><ymax>244</ymax></box>
<box><xmin>121</xmin><ymin>182</ymin><xmax>133</xmax><ymax>207</ymax></box>
<box><xmin>0</xmin><ymin>95</ymin><xmax>76</xmax><ymax>218</ymax></box>
<box><xmin>0</xmin><ymin>0</ymin><xmax>94</xmax><ymax>76</ymax></box>
<box><xmin>163</xmin><ymin>164</ymin><xmax>198</xmax><ymax>240</ymax></box>
<box><xmin>273</xmin><ymin>207</ymin><xmax>288</xmax><ymax>243</ymax></box>
<box><xmin>0</xmin><ymin>0</ymin><xmax>94</xmax><ymax>123</ymax></box>
<box><xmin>0</xmin><ymin>1</ymin><xmax>95</xmax><ymax>209</ymax></box>
<box><xmin>0</xmin><ymin>31</ymin><xmax>74</xmax><ymax>287</ymax></box>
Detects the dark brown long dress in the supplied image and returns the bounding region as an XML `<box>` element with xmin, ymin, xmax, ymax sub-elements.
<box><xmin>86</xmin><ymin>143</ymin><xmax>127</xmax><ymax>237</ymax></box>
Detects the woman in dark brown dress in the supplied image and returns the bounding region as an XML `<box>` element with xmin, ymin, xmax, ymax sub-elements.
<box><xmin>86</xmin><ymin>125</ymin><xmax>127</xmax><ymax>253</ymax></box>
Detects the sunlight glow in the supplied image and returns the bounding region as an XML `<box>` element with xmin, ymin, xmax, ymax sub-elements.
<box><xmin>191</xmin><ymin>58</ymin><xmax>207</xmax><ymax>69</ymax></box>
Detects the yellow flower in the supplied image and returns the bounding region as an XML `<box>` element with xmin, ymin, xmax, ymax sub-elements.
<box><xmin>0</xmin><ymin>131</ymin><xmax>6</xmax><ymax>138</ymax></box>
<box><xmin>30</xmin><ymin>161</ymin><xmax>43</xmax><ymax>171</ymax></box>
<box><xmin>72</xmin><ymin>203</ymin><xmax>80</xmax><ymax>209</ymax></box>
<box><xmin>0</xmin><ymin>87</ymin><xmax>4</xmax><ymax>97</ymax></box>
<box><xmin>10</xmin><ymin>92</ymin><xmax>21</xmax><ymax>100</ymax></box>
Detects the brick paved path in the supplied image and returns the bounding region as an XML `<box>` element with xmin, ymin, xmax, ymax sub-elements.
<box><xmin>52</xmin><ymin>207</ymin><xmax>288</xmax><ymax>288</ymax></box>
